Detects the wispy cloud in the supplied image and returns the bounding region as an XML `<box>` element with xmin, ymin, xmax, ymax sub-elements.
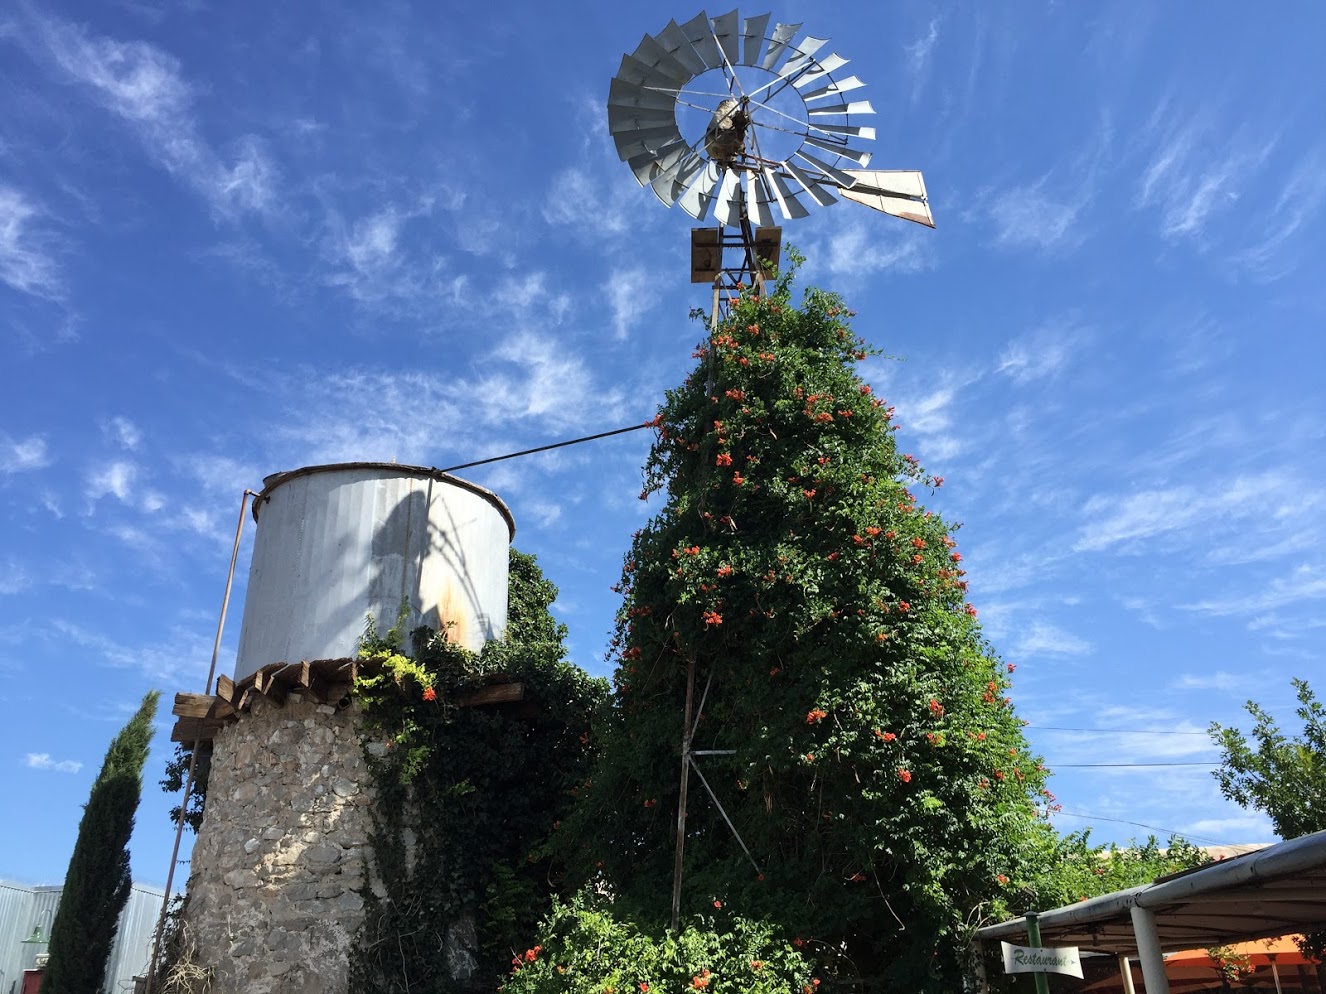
<box><xmin>988</xmin><ymin>179</ymin><xmax>1086</xmax><ymax>251</ymax></box>
<box><xmin>0</xmin><ymin>184</ymin><xmax>63</xmax><ymax>300</ymax></box>
<box><xmin>821</xmin><ymin>221</ymin><xmax>932</xmax><ymax>278</ymax></box>
<box><xmin>1231</xmin><ymin>143</ymin><xmax>1326</xmax><ymax>279</ymax></box>
<box><xmin>1</xmin><ymin>433</ymin><xmax>51</xmax><ymax>473</ymax></box>
<box><xmin>85</xmin><ymin>460</ymin><xmax>139</xmax><ymax>504</ymax></box>
<box><xmin>52</xmin><ymin>619</ymin><xmax>216</xmax><ymax>683</ymax></box>
<box><xmin>1183</xmin><ymin>565</ymin><xmax>1326</xmax><ymax>618</ymax></box>
<box><xmin>25</xmin><ymin>752</ymin><xmax>83</xmax><ymax>774</ymax></box>
<box><xmin>104</xmin><ymin>416</ymin><xmax>142</xmax><ymax>451</ymax></box>
<box><xmin>1008</xmin><ymin>621</ymin><xmax>1093</xmax><ymax>659</ymax></box>
<box><xmin>1169</xmin><ymin>670</ymin><xmax>1258</xmax><ymax>692</ymax></box>
<box><xmin>603</xmin><ymin>267</ymin><xmax>660</xmax><ymax>340</ymax></box>
<box><xmin>904</xmin><ymin>19</ymin><xmax>940</xmax><ymax>103</ymax></box>
<box><xmin>29</xmin><ymin>13</ymin><xmax>279</xmax><ymax>218</ymax></box>
<box><xmin>997</xmin><ymin>317</ymin><xmax>1086</xmax><ymax>384</ymax></box>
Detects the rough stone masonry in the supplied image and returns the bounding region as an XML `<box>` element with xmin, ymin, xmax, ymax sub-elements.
<box><xmin>183</xmin><ymin>693</ymin><xmax>376</xmax><ymax>994</ymax></box>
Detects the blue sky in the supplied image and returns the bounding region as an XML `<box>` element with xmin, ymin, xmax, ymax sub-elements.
<box><xmin>2</xmin><ymin>1</ymin><xmax>1324</xmax><ymax>889</ymax></box>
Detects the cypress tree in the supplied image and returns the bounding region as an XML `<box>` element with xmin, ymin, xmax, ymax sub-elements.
<box><xmin>42</xmin><ymin>689</ymin><xmax>160</xmax><ymax>994</ymax></box>
<box><xmin>558</xmin><ymin>270</ymin><xmax>1057</xmax><ymax>992</ymax></box>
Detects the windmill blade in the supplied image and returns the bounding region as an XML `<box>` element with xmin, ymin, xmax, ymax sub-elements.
<box><xmin>792</xmin><ymin>52</ymin><xmax>849</xmax><ymax>88</ymax></box>
<box><xmin>608</xmin><ymin>77</ymin><xmax>676</xmax><ymax>114</ymax></box>
<box><xmin>627</xmin><ymin>138</ymin><xmax>690</xmax><ymax>185</ymax></box>
<box><xmin>763</xmin><ymin>167</ymin><xmax>810</xmax><ymax>220</ymax></box>
<box><xmin>679</xmin><ymin>11</ymin><xmax>724</xmax><ymax>70</ymax></box>
<box><xmin>800</xmin><ymin>75</ymin><xmax>866</xmax><ymax>102</ymax></box>
<box><xmin>617</xmin><ymin>53</ymin><xmax>686</xmax><ymax>93</ymax></box>
<box><xmin>710</xmin><ymin>9</ymin><xmax>741</xmax><ymax>68</ymax></box>
<box><xmin>779</xmin><ymin>36</ymin><xmax>829</xmax><ymax>78</ymax></box>
<box><xmin>649</xmin><ymin>149</ymin><xmax>708</xmax><ymax>205</ymax></box>
<box><xmin>741</xmin><ymin>13</ymin><xmax>770</xmax><ymax>66</ymax></box>
<box><xmin>656</xmin><ymin>19</ymin><xmax>710</xmax><ymax>77</ymax></box>
<box><xmin>803</xmin><ymin>135</ymin><xmax>872</xmax><ymax>166</ymax></box>
<box><xmin>836</xmin><ymin>169</ymin><xmax>935</xmax><ymax>227</ymax></box>
<box><xmin>759</xmin><ymin>21</ymin><xmax>802</xmax><ymax>71</ymax></box>
<box><xmin>630</xmin><ymin>33</ymin><xmax>695</xmax><ymax>84</ymax></box>
<box><xmin>678</xmin><ymin>162</ymin><xmax>722</xmax><ymax>221</ymax></box>
<box><xmin>811</xmin><ymin>122</ymin><xmax>876</xmax><ymax>140</ymax></box>
<box><xmin>715</xmin><ymin>166</ymin><xmax>744</xmax><ymax>227</ymax></box>
<box><xmin>607</xmin><ymin>105</ymin><xmax>674</xmax><ymax>134</ymax></box>
<box><xmin>783</xmin><ymin>160</ymin><xmax>838</xmax><ymax>208</ymax></box>
<box><xmin>793</xmin><ymin>149</ymin><xmax>859</xmax><ymax>189</ymax></box>
<box><xmin>748</xmin><ymin>171</ymin><xmax>776</xmax><ymax>229</ymax></box>
<box><xmin>807</xmin><ymin>100</ymin><xmax>875</xmax><ymax>117</ymax></box>
<box><xmin>614</xmin><ymin>125</ymin><xmax>686</xmax><ymax>161</ymax></box>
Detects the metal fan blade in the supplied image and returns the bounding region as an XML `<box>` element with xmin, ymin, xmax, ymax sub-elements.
<box><xmin>779</xmin><ymin>36</ymin><xmax>829</xmax><ymax>77</ymax></box>
<box><xmin>631</xmin><ymin>33</ymin><xmax>695</xmax><ymax>84</ymax></box>
<box><xmin>715</xmin><ymin>167</ymin><xmax>743</xmax><ymax>227</ymax></box>
<box><xmin>804</xmin><ymin>136</ymin><xmax>872</xmax><ymax>166</ymax></box>
<box><xmin>792</xmin><ymin>52</ymin><xmax>849</xmax><ymax>88</ymax></box>
<box><xmin>656</xmin><ymin>19</ymin><xmax>709</xmax><ymax>76</ymax></box>
<box><xmin>627</xmin><ymin>138</ymin><xmax>689</xmax><ymax>184</ymax></box>
<box><xmin>783</xmin><ymin>160</ymin><xmax>838</xmax><ymax>208</ymax></box>
<box><xmin>608</xmin><ymin>77</ymin><xmax>677</xmax><ymax>113</ymax></box>
<box><xmin>710</xmin><ymin>10</ymin><xmax>741</xmax><ymax>68</ymax></box>
<box><xmin>763</xmin><ymin>167</ymin><xmax>810</xmax><ymax>220</ymax></box>
<box><xmin>679</xmin><ymin>11</ymin><xmax>723</xmax><ymax>70</ymax></box>
<box><xmin>651</xmin><ymin>151</ymin><xmax>707</xmax><ymax>206</ymax></box>
<box><xmin>793</xmin><ymin>149</ymin><xmax>859</xmax><ymax>189</ymax></box>
<box><xmin>836</xmin><ymin>169</ymin><xmax>934</xmax><ymax>227</ymax></box>
<box><xmin>741</xmin><ymin>13</ymin><xmax>770</xmax><ymax>65</ymax></box>
<box><xmin>607</xmin><ymin>105</ymin><xmax>674</xmax><ymax>133</ymax></box>
<box><xmin>759</xmin><ymin>22</ymin><xmax>802</xmax><ymax>71</ymax></box>
<box><xmin>807</xmin><ymin>100</ymin><xmax>875</xmax><ymax>116</ymax></box>
<box><xmin>748</xmin><ymin>171</ymin><xmax>776</xmax><ymax>228</ymax></box>
<box><xmin>618</xmin><ymin>53</ymin><xmax>685</xmax><ymax>93</ymax></box>
<box><xmin>800</xmin><ymin>75</ymin><xmax>866</xmax><ymax>102</ymax></box>
<box><xmin>811</xmin><ymin>122</ymin><xmax>876</xmax><ymax>140</ymax></box>
<box><xmin>614</xmin><ymin>126</ymin><xmax>686</xmax><ymax>160</ymax></box>
<box><xmin>678</xmin><ymin>162</ymin><xmax>722</xmax><ymax>221</ymax></box>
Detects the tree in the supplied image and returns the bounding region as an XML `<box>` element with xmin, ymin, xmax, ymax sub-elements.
<box><xmin>555</xmin><ymin>270</ymin><xmax>1057</xmax><ymax>993</ymax></box>
<box><xmin>42</xmin><ymin>689</ymin><xmax>160</xmax><ymax>994</ymax></box>
<box><xmin>1210</xmin><ymin>677</ymin><xmax>1326</xmax><ymax>841</ymax></box>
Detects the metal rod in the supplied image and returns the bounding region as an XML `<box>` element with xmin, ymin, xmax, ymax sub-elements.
<box><xmin>144</xmin><ymin>488</ymin><xmax>255</xmax><ymax>993</ymax></box>
<box><xmin>670</xmin><ymin>656</ymin><xmax>697</xmax><ymax>934</ymax></box>
<box><xmin>691</xmin><ymin>749</ymin><xmax>736</xmax><ymax>756</ymax></box>
<box><xmin>1129</xmin><ymin>906</ymin><xmax>1171</xmax><ymax>994</ymax></box>
<box><xmin>438</xmin><ymin>422</ymin><xmax>650</xmax><ymax>474</ymax></box>
<box><xmin>1118</xmin><ymin>953</ymin><xmax>1137</xmax><ymax>994</ymax></box>
<box><xmin>688</xmin><ymin>755</ymin><xmax>761</xmax><ymax>876</ymax></box>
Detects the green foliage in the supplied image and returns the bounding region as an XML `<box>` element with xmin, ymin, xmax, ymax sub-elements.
<box><xmin>42</xmin><ymin>690</ymin><xmax>160</xmax><ymax>994</ymax></box>
<box><xmin>554</xmin><ymin>269</ymin><xmax>1057</xmax><ymax>993</ymax></box>
<box><xmin>1210</xmin><ymin>677</ymin><xmax>1326</xmax><ymax>956</ymax></box>
<box><xmin>349</xmin><ymin>549</ymin><xmax>609</xmax><ymax>993</ymax></box>
<box><xmin>501</xmin><ymin>891</ymin><xmax>816</xmax><ymax>994</ymax></box>
<box><xmin>160</xmin><ymin>743</ymin><xmax>210</xmax><ymax>834</ymax></box>
<box><xmin>1031</xmin><ymin>831</ymin><xmax>1208</xmax><ymax>908</ymax></box>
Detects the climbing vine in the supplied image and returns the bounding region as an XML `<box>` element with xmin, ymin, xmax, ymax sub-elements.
<box><xmin>349</xmin><ymin>549</ymin><xmax>608</xmax><ymax>993</ymax></box>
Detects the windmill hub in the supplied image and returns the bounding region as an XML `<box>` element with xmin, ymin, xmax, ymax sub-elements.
<box><xmin>703</xmin><ymin>98</ymin><xmax>749</xmax><ymax>167</ymax></box>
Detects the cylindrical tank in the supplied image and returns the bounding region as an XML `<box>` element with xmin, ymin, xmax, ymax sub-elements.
<box><xmin>232</xmin><ymin>463</ymin><xmax>515</xmax><ymax>682</ymax></box>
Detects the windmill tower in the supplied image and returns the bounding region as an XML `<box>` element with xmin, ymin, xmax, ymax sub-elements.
<box><xmin>609</xmin><ymin>8</ymin><xmax>934</xmax><ymax>326</ymax></box>
<box><xmin>607</xmin><ymin>9</ymin><xmax>936</xmax><ymax>930</ymax></box>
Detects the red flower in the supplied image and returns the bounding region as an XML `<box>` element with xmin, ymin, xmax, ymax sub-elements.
<box><xmin>713</xmin><ymin>899</ymin><xmax>722</xmax><ymax>908</ymax></box>
<box><xmin>950</xmin><ymin>552</ymin><xmax>963</xmax><ymax>562</ymax></box>
<box><xmin>717</xmin><ymin>564</ymin><xmax>733</xmax><ymax>578</ymax></box>
<box><xmin>911</xmin><ymin>537</ymin><xmax>926</xmax><ymax>549</ymax></box>
<box><xmin>806</xmin><ymin>708</ymin><xmax>828</xmax><ymax>725</ymax></box>
<box><xmin>897</xmin><ymin>767</ymin><xmax>912</xmax><ymax>783</ymax></box>
<box><xmin>875</xmin><ymin>729</ymin><xmax>897</xmax><ymax>742</ymax></box>
<box><xmin>644</xmin><ymin>798</ymin><xmax>656</xmax><ymax>808</ymax></box>
<box><xmin>898</xmin><ymin>601</ymin><xmax>910</xmax><ymax>612</ymax></box>
<box><xmin>964</xmin><ymin>604</ymin><xmax>978</xmax><ymax>617</ymax></box>
<box><xmin>803</xmin><ymin>488</ymin><xmax>816</xmax><ymax>499</ymax></box>
<box><xmin>716</xmin><ymin>452</ymin><xmax>733</xmax><ymax>467</ymax></box>
<box><xmin>997</xmin><ymin>874</ymin><xmax>1010</xmax><ymax>885</ymax></box>
<box><xmin>702</xmin><ymin>610</ymin><xmax>723</xmax><ymax>627</ymax></box>
<box><xmin>732</xmin><ymin>472</ymin><xmax>746</xmax><ymax>485</ymax></box>
<box><xmin>641</xmin><ymin>985</ymin><xmax>649</xmax><ymax>992</ymax></box>
<box><xmin>928</xmin><ymin>699</ymin><xmax>944</xmax><ymax>717</ymax></box>
<box><xmin>422</xmin><ymin>686</ymin><xmax>437</xmax><ymax>702</ymax></box>
<box><xmin>684</xmin><ymin>545</ymin><xmax>701</xmax><ymax>556</ymax></box>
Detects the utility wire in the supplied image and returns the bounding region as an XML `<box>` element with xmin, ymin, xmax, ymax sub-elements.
<box><xmin>437</xmin><ymin>421</ymin><xmax>654</xmax><ymax>474</ymax></box>
<box><xmin>1052</xmin><ymin>762</ymin><xmax>1217</xmax><ymax>768</ymax></box>
<box><xmin>1029</xmin><ymin>725</ymin><xmax>1211</xmax><ymax>736</ymax></box>
<box><xmin>1048</xmin><ymin>809</ymin><xmax>1234</xmax><ymax>847</ymax></box>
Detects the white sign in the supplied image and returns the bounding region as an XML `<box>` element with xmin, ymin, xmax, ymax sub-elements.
<box><xmin>1001</xmin><ymin>941</ymin><xmax>1084</xmax><ymax>979</ymax></box>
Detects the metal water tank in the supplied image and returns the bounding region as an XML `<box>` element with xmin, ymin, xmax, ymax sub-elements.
<box><xmin>232</xmin><ymin>463</ymin><xmax>514</xmax><ymax>682</ymax></box>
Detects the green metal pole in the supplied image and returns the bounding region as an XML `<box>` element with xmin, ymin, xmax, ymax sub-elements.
<box><xmin>1024</xmin><ymin>913</ymin><xmax>1052</xmax><ymax>994</ymax></box>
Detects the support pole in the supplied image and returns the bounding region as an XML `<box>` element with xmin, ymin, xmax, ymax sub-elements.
<box><xmin>670</xmin><ymin>656</ymin><xmax>697</xmax><ymax>934</ymax></box>
<box><xmin>1118</xmin><ymin>953</ymin><xmax>1137</xmax><ymax>994</ymax></box>
<box><xmin>1129</xmin><ymin>906</ymin><xmax>1171</xmax><ymax>994</ymax></box>
<box><xmin>970</xmin><ymin>941</ymin><xmax>990</xmax><ymax>994</ymax></box>
<box><xmin>1268</xmin><ymin>956</ymin><xmax>1282</xmax><ymax>994</ymax></box>
<box><xmin>1023</xmin><ymin>913</ymin><xmax>1051</xmax><ymax>994</ymax></box>
<box><xmin>144</xmin><ymin>488</ymin><xmax>254</xmax><ymax>994</ymax></box>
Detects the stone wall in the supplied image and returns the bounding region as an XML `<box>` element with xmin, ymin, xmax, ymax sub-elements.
<box><xmin>183</xmin><ymin>693</ymin><xmax>377</xmax><ymax>994</ymax></box>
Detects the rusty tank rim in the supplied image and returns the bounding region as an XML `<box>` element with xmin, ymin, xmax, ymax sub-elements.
<box><xmin>252</xmin><ymin>462</ymin><xmax>516</xmax><ymax>539</ymax></box>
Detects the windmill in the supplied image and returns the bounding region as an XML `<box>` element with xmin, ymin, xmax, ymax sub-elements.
<box><xmin>608</xmin><ymin>8</ymin><xmax>934</xmax><ymax>324</ymax></box>
<box><xmin>607</xmin><ymin>10</ymin><xmax>936</xmax><ymax>931</ymax></box>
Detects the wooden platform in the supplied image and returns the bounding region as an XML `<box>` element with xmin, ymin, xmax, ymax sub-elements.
<box><xmin>169</xmin><ymin>657</ymin><xmax>525</xmax><ymax>744</ymax></box>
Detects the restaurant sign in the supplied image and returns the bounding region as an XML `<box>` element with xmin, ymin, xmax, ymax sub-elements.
<box><xmin>1000</xmin><ymin>941</ymin><xmax>1084</xmax><ymax>979</ymax></box>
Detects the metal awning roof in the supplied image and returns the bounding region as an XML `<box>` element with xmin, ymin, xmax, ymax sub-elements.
<box><xmin>976</xmin><ymin>828</ymin><xmax>1326</xmax><ymax>955</ymax></box>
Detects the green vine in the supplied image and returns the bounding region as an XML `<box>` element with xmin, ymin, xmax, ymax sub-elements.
<box><xmin>349</xmin><ymin>550</ymin><xmax>608</xmax><ymax>993</ymax></box>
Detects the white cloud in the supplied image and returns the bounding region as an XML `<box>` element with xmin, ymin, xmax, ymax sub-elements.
<box><xmin>52</xmin><ymin>619</ymin><xmax>217</xmax><ymax>683</ymax></box>
<box><xmin>1231</xmin><ymin>144</ymin><xmax>1326</xmax><ymax>279</ymax></box>
<box><xmin>603</xmin><ymin>267</ymin><xmax>659</xmax><ymax>340</ymax></box>
<box><xmin>997</xmin><ymin>318</ymin><xmax>1085</xmax><ymax>383</ymax></box>
<box><xmin>988</xmin><ymin>181</ymin><xmax>1084</xmax><ymax>251</ymax></box>
<box><xmin>0</xmin><ymin>561</ymin><xmax>31</xmax><ymax>595</ymax></box>
<box><xmin>25</xmin><ymin>752</ymin><xmax>83</xmax><ymax>773</ymax></box>
<box><xmin>105</xmin><ymin>416</ymin><xmax>142</xmax><ymax>451</ymax></box>
<box><xmin>1183</xmin><ymin>565</ymin><xmax>1326</xmax><ymax>618</ymax></box>
<box><xmin>85</xmin><ymin>460</ymin><xmax>138</xmax><ymax>504</ymax></box>
<box><xmin>32</xmin><ymin>14</ymin><xmax>279</xmax><ymax>218</ymax></box>
<box><xmin>905</xmin><ymin>19</ymin><xmax>940</xmax><ymax>102</ymax></box>
<box><xmin>1169</xmin><ymin>671</ymin><xmax>1255</xmax><ymax>692</ymax></box>
<box><xmin>1</xmin><ymin>433</ymin><xmax>51</xmax><ymax>473</ymax></box>
<box><xmin>1008</xmin><ymin>621</ymin><xmax>1092</xmax><ymax>659</ymax></box>
<box><xmin>823</xmin><ymin>222</ymin><xmax>931</xmax><ymax>277</ymax></box>
<box><xmin>0</xmin><ymin>185</ymin><xmax>63</xmax><ymax>300</ymax></box>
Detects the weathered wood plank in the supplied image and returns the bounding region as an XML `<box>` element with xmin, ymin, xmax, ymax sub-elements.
<box><xmin>170</xmin><ymin>717</ymin><xmax>226</xmax><ymax>744</ymax></box>
<box><xmin>172</xmin><ymin>692</ymin><xmax>219</xmax><ymax>719</ymax></box>
<box><xmin>455</xmin><ymin>682</ymin><xmax>525</xmax><ymax>708</ymax></box>
<box><xmin>216</xmin><ymin>674</ymin><xmax>235</xmax><ymax>703</ymax></box>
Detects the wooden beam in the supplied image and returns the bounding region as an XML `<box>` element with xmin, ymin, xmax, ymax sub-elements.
<box><xmin>170</xmin><ymin>717</ymin><xmax>226</xmax><ymax>744</ymax></box>
<box><xmin>216</xmin><ymin>674</ymin><xmax>235</xmax><ymax>703</ymax></box>
<box><xmin>172</xmin><ymin>693</ymin><xmax>220</xmax><ymax>719</ymax></box>
<box><xmin>455</xmin><ymin>682</ymin><xmax>525</xmax><ymax>708</ymax></box>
